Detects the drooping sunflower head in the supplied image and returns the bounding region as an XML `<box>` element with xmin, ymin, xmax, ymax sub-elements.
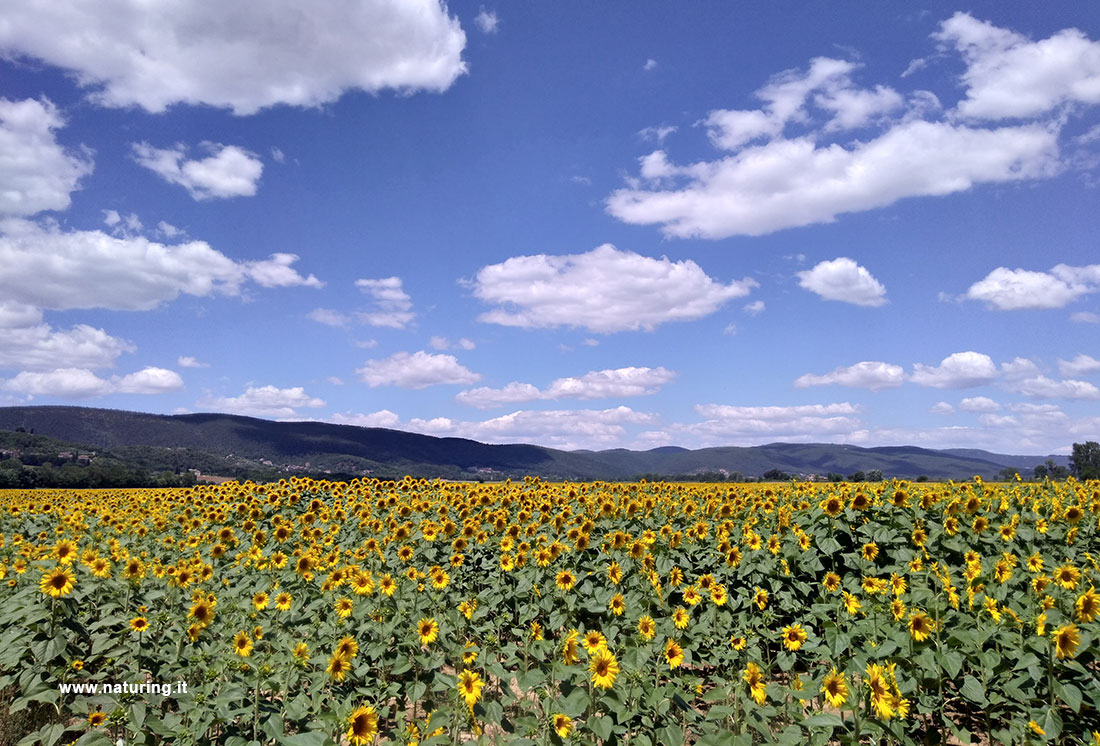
<box><xmin>553</xmin><ymin>714</ymin><xmax>573</xmax><ymax>738</ymax></box>
<box><xmin>664</xmin><ymin>639</ymin><xmax>684</xmax><ymax>669</ymax></box>
<box><xmin>336</xmin><ymin>636</ymin><xmax>359</xmax><ymax>660</ymax></box>
<box><xmin>1054</xmin><ymin>623</ymin><xmax>1081</xmax><ymax>660</ymax></box>
<box><xmin>1077</xmin><ymin>588</ymin><xmax>1100</xmax><ymax>623</ymax></box>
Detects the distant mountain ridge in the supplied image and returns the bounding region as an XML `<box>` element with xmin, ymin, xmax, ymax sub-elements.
<box><xmin>0</xmin><ymin>406</ymin><xmax>1069</xmax><ymax>481</ymax></box>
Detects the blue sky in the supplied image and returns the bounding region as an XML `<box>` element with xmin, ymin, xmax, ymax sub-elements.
<box><xmin>1</xmin><ymin>1</ymin><xmax>1098</xmax><ymax>454</ymax></box>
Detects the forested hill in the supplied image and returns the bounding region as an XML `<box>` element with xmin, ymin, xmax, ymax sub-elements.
<box><xmin>0</xmin><ymin>405</ymin><xmax>1069</xmax><ymax>483</ymax></box>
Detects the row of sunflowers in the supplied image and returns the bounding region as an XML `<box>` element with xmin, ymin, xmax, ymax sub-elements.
<box><xmin>1</xmin><ymin>475</ymin><xmax>1099</xmax><ymax>745</ymax></box>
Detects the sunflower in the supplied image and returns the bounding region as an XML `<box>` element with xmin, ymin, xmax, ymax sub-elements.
<box><xmin>189</xmin><ymin>599</ymin><xmax>215</xmax><ymax>627</ymax></box>
<box><xmin>327</xmin><ymin>653</ymin><xmax>350</xmax><ymax>682</ymax></box>
<box><xmin>232</xmin><ymin>631</ymin><xmax>252</xmax><ymax>657</ymax></box>
<box><xmin>457</xmin><ymin>669</ymin><xmax>484</xmax><ymax>710</ymax></box>
<box><xmin>555</xmin><ymin>570</ymin><xmax>576</xmax><ymax>591</ymax></box>
<box><xmin>754</xmin><ymin>588</ymin><xmax>769</xmax><ymax>611</ymax></box>
<box><xmin>730</xmin><ymin>635</ymin><xmax>747</xmax><ymax>651</ymax></box>
<box><xmin>334</xmin><ymin>598</ymin><xmax>353</xmax><ymax>619</ymax></box>
<box><xmin>293</xmin><ymin>642</ymin><xmax>310</xmax><ymax>664</ymax></box>
<box><xmin>553</xmin><ymin>714</ymin><xmax>573</xmax><ymax>739</ymax></box>
<box><xmin>823</xmin><ymin>572</ymin><xmax>841</xmax><ymax>592</ymax></box>
<box><xmin>252</xmin><ymin>592</ymin><xmax>269</xmax><ymax>611</ymax></box>
<box><xmin>563</xmin><ymin>629</ymin><xmax>580</xmax><ymax>665</ymax></box>
<box><xmin>129</xmin><ymin>616</ymin><xmax>149</xmax><ymax>634</ymax></box>
<box><xmin>379</xmin><ymin>574</ymin><xmax>397</xmax><ymax>596</ymax></box>
<box><xmin>1054</xmin><ymin>623</ymin><xmax>1081</xmax><ymax>659</ymax></box>
<box><xmin>589</xmin><ymin>647</ymin><xmax>619</xmax><ymax>689</ymax></box>
<box><xmin>39</xmin><ymin>566</ymin><xmax>76</xmax><ymax>598</ymax></box>
<box><xmin>891</xmin><ymin>599</ymin><xmax>907</xmax><ymax>621</ymax></box>
<box><xmin>608</xmin><ymin>593</ymin><xmax>625</xmax><ymax>616</ymax></box>
<box><xmin>743</xmin><ymin>662</ymin><xmax>767</xmax><ymax>705</ymax></box>
<box><xmin>347</xmin><ymin>705</ymin><xmax>378</xmax><ymax>745</ymax></box>
<box><xmin>88</xmin><ymin>711</ymin><xmax>108</xmax><ymax>728</ymax></box>
<box><xmin>908</xmin><ymin>610</ymin><xmax>935</xmax><ymax>642</ymax></box>
<box><xmin>335</xmin><ymin>636</ymin><xmax>359</xmax><ymax>660</ymax></box>
<box><xmin>865</xmin><ymin>663</ymin><xmax>894</xmax><ymax>720</ymax></box>
<box><xmin>664</xmin><ymin>639</ymin><xmax>684</xmax><ymax>669</ymax></box>
<box><xmin>861</xmin><ymin>542</ymin><xmax>879</xmax><ymax>561</ymax></box>
<box><xmin>843</xmin><ymin>591</ymin><xmax>861</xmax><ymax>615</ymax></box>
<box><xmin>275</xmin><ymin>592</ymin><xmax>292</xmax><ymax>611</ymax></box>
<box><xmin>821</xmin><ymin>669</ymin><xmax>848</xmax><ymax>708</ymax></box>
<box><xmin>780</xmin><ymin>624</ymin><xmax>808</xmax><ymax>651</ymax></box>
<box><xmin>55</xmin><ymin>540</ymin><xmax>78</xmax><ymax>564</ymax></box>
<box><xmin>582</xmin><ymin>630</ymin><xmax>606</xmax><ymax>655</ymax></box>
<box><xmin>637</xmin><ymin>615</ymin><xmax>656</xmax><ymax>640</ymax></box>
<box><xmin>1076</xmin><ymin>588</ymin><xmax>1100</xmax><ymax>623</ymax></box>
<box><xmin>417</xmin><ymin>618</ymin><xmax>439</xmax><ymax>645</ymax></box>
<box><xmin>90</xmin><ymin>557</ymin><xmax>111</xmax><ymax>578</ymax></box>
<box><xmin>458</xmin><ymin>599</ymin><xmax>477</xmax><ymax>619</ymax></box>
<box><xmin>820</xmin><ymin>496</ymin><xmax>844</xmax><ymax>516</ymax></box>
<box><xmin>462</xmin><ymin>643</ymin><xmax>478</xmax><ymax>665</ymax></box>
<box><xmin>682</xmin><ymin>585</ymin><xmax>702</xmax><ymax>606</ymax></box>
<box><xmin>710</xmin><ymin>584</ymin><xmax>728</xmax><ymax>606</ymax></box>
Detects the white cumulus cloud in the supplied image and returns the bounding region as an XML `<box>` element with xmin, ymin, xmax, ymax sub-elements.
<box><xmin>357</xmin><ymin>351</ymin><xmax>480</xmax><ymax>389</ymax></box>
<box><xmin>0</xmin><ymin>303</ymin><xmax>134</xmax><ymax>371</ymax></box>
<box><xmin>355</xmin><ymin>277</ymin><xmax>415</xmax><ymax>328</ymax></box>
<box><xmin>1058</xmin><ymin>354</ymin><xmax>1100</xmax><ymax>377</ymax></box>
<box><xmin>472</xmin><ymin>243</ymin><xmax>756</xmax><ymax>333</ymax></box>
<box><xmin>959</xmin><ymin>396</ymin><xmax>1000</xmax><ymax>412</ymax></box>
<box><xmin>132</xmin><ymin>142</ymin><xmax>263</xmax><ymax>200</ymax></box>
<box><xmin>0</xmin><ymin>220</ymin><xmax>320</xmax><ymax>311</ymax></box>
<box><xmin>199</xmin><ymin>385</ymin><xmax>325</xmax><ymax>418</ymax></box>
<box><xmin>1</xmin><ymin>366</ymin><xmax>182</xmax><ymax>398</ymax></box>
<box><xmin>1005</xmin><ymin>376</ymin><xmax>1100</xmax><ymax>400</ymax></box>
<box><xmin>605</xmin><ymin>17</ymin><xmax>1087</xmax><ymax>239</ymax></box>
<box><xmin>0</xmin><ymin>98</ymin><xmax>93</xmax><ymax>217</ymax></box>
<box><xmin>965</xmin><ymin>264</ymin><xmax>1100</xmax><ymax>310</ymax></box>
<box><xmin>796</xmin><ymin>257</ymin><xmax>887</xmax><ymax>306</ymax></box>
<box><xmin>910</xmin><ymin>351</ymin><xmax>998</xmax><ymax>389</ymax></box>
<box><xmin>456</xmin><ymin>366</ymin><xmax>677</xmax><ymax>408</ymax></box>
<box><xmin>935</xmin><ymin>12</ymin><xmax>1100</xmax><ymax>121</ymax></box>
<box><xmin>794</xmin><ymin>361</ymin><xmax>905</xmax><ymax>390</ymax></box>
<box><xmin>0</xmin><ymin>0</ymin><xmax>468</xmax><ymax>115</ymax></box>
<box><xmin>608</xmin><ymin>121</ymin><xmax>1058</xmax><ymax>239</ymax></box>
<box><xmin>177</xmin><ymin>356</ymin><xmax>209</xmax><ymax>369</ymax></box>
<box><xmin>474</xmin><ymin>8</ymin><xmax>499</xmax><ymax>34</ymax></box>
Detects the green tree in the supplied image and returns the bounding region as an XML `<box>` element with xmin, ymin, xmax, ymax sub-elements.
<box><xmin>1070</xmin><ymin>441</ymin><xmax>1100</xmax><ymax>479</ymax></box>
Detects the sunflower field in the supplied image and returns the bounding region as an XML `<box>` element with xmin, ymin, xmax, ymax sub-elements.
<box><xmin>1</xmin><ymin>475</ymin><xmax>1099</xmax><ymax>746</ymax></box>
